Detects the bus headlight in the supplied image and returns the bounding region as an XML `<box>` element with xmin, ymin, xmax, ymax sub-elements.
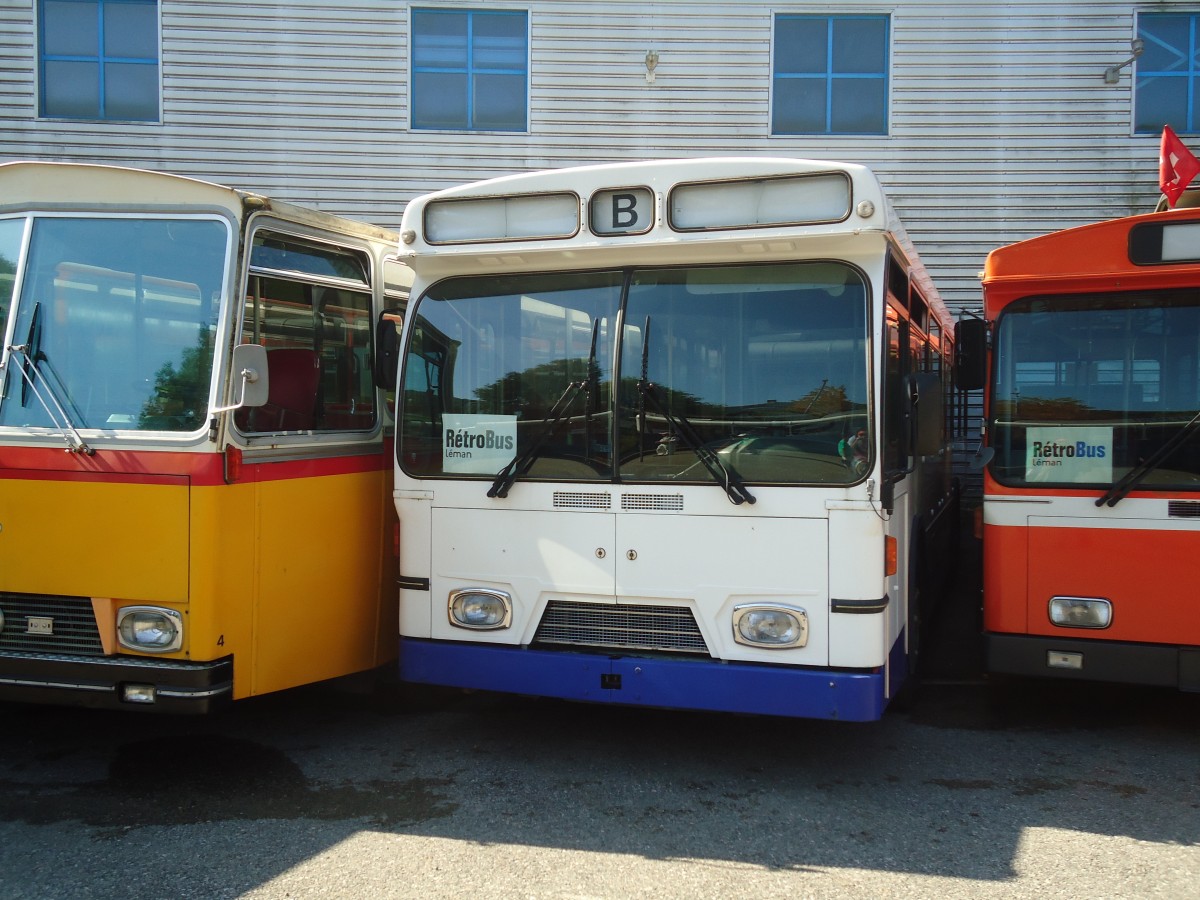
<box><xmin>1049</xmin><ymin>596</ymin><xmax>1112</xmax><ymax>629</ymax></box>
<box><xmin>448</xmin><ymin>589</ymin><xmax>512</xmax><ymax>630</ymax></box>
<box><xmin>732</xmin><ymin>604</ymin><xmax>808</xmax><ymax>648</ymax></box>
<box><xmin>117</xmin><ymin>606</ymin><xmax>184</xmax><ymax>653</ymax></box>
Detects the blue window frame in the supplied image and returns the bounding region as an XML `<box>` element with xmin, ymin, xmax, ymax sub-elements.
<box><xmin>38</xmin><ymin>0</ymin><xmax>159</xmax><ymax>121</ymax></box>
<box><xmin>411</xmin><ymin>8</ymin><xmax>528</xmax><ymax>132</ymax></box>
<box><xmin>772</xmin><ymin>14</ymin><xmax>889</xmax><ymax>136</ymax></box>
<box><xmin>1136</xmin><ymin>13</ymin><xmax>1200</xmax><ymax>134</ymax></box>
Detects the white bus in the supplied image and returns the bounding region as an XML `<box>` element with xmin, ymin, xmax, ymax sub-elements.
<box><xmin>379</xmin><ymin>158</ymin><xmax>961</xmax><ymax>721</ymax></box>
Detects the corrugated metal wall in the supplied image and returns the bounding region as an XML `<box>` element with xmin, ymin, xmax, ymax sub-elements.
<box><xmin>0</xmin><ymin>0</ymin><xmax>1182</xmax><ymax>319</ymax></box>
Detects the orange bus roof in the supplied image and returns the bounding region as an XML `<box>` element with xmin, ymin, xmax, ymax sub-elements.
<box><xmin>982</xmin><ymin>206</ymin><xmax>1200</xmax><ymax>316</ymax></box>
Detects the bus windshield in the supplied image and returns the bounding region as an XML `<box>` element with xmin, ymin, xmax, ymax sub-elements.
<box><xmin>990</xmin><ymin>290</ymin><xmax>1200</xmax><ymax>489</ymax></box>
<box><xmin>0</xmin><ymin>219</ymin><xmax>20</xmax><ymax>349</ymax></box>
<box><xmin>401</xmin><ymin>261</ymin><xmax>869</xmax><ymax>486</ymax></box>
<box><xmin>0</xmin><ymin>216</ymin><xmax>228</xmax><ymax>434</ymax></box>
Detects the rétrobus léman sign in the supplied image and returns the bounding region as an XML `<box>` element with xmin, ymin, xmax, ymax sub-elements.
<box><xmin>443</xmin><ymin>413</ymin><xmax>518</xmax><ymax>474</ymax></box>
<box><xmin>1025</xmin><ymin>426</ymin><xmax>1113</xmax><ymax>483</ymax></box>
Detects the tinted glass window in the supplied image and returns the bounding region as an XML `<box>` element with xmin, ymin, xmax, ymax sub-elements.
<box><xmin>773</xmin><ymin>14</ymin><xmax>889</xmax><ymax>135</ymax></box>
<box><xmin>411</xmin><ymin>8</ymin><xmax>528</xmax><ymax>132</ymax></box>
<box><xmin>39</xmin><ymin>0</ymin><xmax>159</xmax><ymax>122</ymax></box>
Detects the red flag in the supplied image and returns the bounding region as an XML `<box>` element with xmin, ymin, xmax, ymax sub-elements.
<box><xmin>1160</xmin><ymin>125</ymin><xmax>1200</xmax><ymax>208</ymax></box>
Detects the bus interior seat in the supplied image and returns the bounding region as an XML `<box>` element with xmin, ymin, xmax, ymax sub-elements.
<box><xmin>237</xmin><ymin>347</ymin><xmax>321</xmax><ymax>432</ymax></box>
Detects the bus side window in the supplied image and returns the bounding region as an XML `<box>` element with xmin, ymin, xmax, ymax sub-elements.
<box><xmin>883</xmin><ymin>317</ymin><xmax>905</xmax><ymax>472</ymax></box>
<box><xmin>238</xmin><ymin>233</ymin><xmax>374</xmax><ymax>435</ymax></box>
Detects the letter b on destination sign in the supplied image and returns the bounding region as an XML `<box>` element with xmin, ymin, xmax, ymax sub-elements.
<box><xmin>590</xmin><ymin>187</ymin><xmax>655</xmax><ymax>236</ymax></box>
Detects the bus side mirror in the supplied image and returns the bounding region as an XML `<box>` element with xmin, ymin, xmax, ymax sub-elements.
<box><xmin>213</xmin><ymin>343</ymin><xmax>269</xmax><ymax>412</ymax></box>
<box><xmin>374</xmin><ymin>310</ymin><xmax>403</xmax><ymax>391</ymax></box>
<box><xmin>909</xmin><ymin>372</ymin><xmax>944</xmax><ymax>458</ymax></box>
<box><xmin>954</xmin><ymin>318</ymin><xmax>987</xmax><ymax>391</ymax></box>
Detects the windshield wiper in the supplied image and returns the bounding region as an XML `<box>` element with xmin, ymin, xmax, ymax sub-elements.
<box><xmin>4</xmin><ymin>302</ymin><xmax>93</xmax><ymax>455</ymax></box>
<box><xmin>1096</xmin><ymin>409</ymin><xmax>1200</xmax><ymax>507</ymax></box>
<box><xmin>635</xmin><ymin>316</ymin><xmax>754</xmax><ymax>506</ymax></box>
<box><xmin>488</xmin><ymin>319</ymin><xmax>599</xmax><ymax>499</ymax></box>
<box><xmin>637</xmin><ymin>379</ymin><xmax>756</xmax><ymax>506</ymax></box>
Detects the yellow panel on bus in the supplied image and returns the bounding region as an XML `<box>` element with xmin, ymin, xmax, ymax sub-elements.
<box><xmin>0</xmin><ymin>475</ymin><xmax>189</xmax><ymax>603</ymax></box>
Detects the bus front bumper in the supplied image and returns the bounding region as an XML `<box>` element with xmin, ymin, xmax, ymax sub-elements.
<box><xmin>987</xmin><ymin>633</ymin><xmax>1200</xmax><ymax>691</ymax></box>
<box><xmin>0</xmin><ymin>651</ymin><xmax>233</xmax><ymax>713</ymax></box>
<box><xmin>399</xmin><ymin>638</ymin><xmax>888</xmax><ymax>721</ymax></box>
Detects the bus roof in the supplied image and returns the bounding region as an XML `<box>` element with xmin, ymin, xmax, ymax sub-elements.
<box><xmin>397</xmin><ymin>156</ymin><xmax>945</xmax><ymax>318</ymax></box>
<box><xmin>402</xmin><ymin>157</ymin><xmax>888</xmax><ymax>235</ymax></box>
<box><xmin>982</xmin><ymin>205</ymin><xmax>1200</xmax><ymax>315</ymax></box>
<box><xmin>399</xmin><ymin>157</ymin><xmax>891</xmax><ymax>254</ymax></box>
<box><xmin>0</xmin><ymin>160</ymin><xmax>397</xmax><ymax>244</ymax></box>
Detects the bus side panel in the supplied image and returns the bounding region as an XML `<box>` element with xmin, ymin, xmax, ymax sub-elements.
<box><xmin>252</xmin><ymin>467</ymin><xmax>394</xmax><ymax>695</ymax></box>
<box><xmin>828</xmin><ymin>507</ymin><xmax>888</xmax><ymax>668</ymax></box>
<box><xmin>189</xmin><ymin>481</ymin><xmax>257</xmax><ymax>699</ymax></box>
<box><xmin>1026</xmin><ymin>519</ymin><xmax>1200</xmax><ymax>645</ymax></box>
<box><xmin>0</xmin><ymin>472</ymin><xmax>188</xmax><ymax>603</ymax></box>
<box><xmin>982</xmin><ymin>522</ymin><xmax>1029</xmax><ymax>634</ymax></box>
<box><xmin>396</xmin><ymin>494</ymin><xmax>434</xmax><ymax>638</ymax></box>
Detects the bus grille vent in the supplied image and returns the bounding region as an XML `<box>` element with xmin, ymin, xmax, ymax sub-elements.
<box><xmin>621</xmin><ymin>493</ymin><xmax>684</xmax><ymax>511</ymax></box>
<box><xmin>533</xmin><ymin>600</ymin><xmax>709</xmax><ymax>654</ymax></box>
<box><xmin>1168</xmin><ymin>500</ymin><xmax>1200</xmax><ymax>518</ymax></box>
<box><xmin>0</xmin><ymin>593</ymin><xmax>104</xmax><ymax>656</ymax></box>
<box><xmin>553</xmin><ymin>491</ymin><xmax>612</xmax><ymax>510</ymax></box>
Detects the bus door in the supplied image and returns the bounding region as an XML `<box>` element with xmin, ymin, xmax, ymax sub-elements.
<box><xmin>231</xmin><ymin>227</ymin><xmax>391</xmax><ymax>695</ymax></box>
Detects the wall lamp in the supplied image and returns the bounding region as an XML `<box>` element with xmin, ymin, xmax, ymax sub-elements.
<box><xmin>645</xmin><ymin>50</ymin><xmax>659</xmax><ymax>84</ymax></box>
<box><xmin>1104</xmin><ymin>38</ymin><xmax>1144</xmax><ymax>84</ymax></box>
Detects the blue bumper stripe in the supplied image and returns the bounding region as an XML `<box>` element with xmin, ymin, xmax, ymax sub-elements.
<box><xmin>399</xmin><ymin>639</ymin><xmax>888</xmax><ymax>721</ymax></box>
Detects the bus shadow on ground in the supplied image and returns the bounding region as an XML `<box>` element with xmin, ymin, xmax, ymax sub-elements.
<box><xmin>1</xmin><ymin>526</ymin><xmax>1197</xmax><ymax>893</ymax></box>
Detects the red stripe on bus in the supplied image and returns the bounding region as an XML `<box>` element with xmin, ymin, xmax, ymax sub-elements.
<box><xmin>0</xmin><ymin>442</ymin><xmax>392</xmax><ymax>486</ymax></box>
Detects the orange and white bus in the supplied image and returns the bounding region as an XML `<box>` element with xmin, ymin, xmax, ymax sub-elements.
<box><xmin>381</xmin><ymin>157</ymin><xmax>963</xmax><ymax>721</ymax></box>
<box><xmin>0</xmin><ymin>161</ymin><xmax>409</xmax><ymax>712</ymax></box>
<box><xmin>958</xmin><ymin>203</ymin><xmax>1200</xmax><ymax>689</ymax></box>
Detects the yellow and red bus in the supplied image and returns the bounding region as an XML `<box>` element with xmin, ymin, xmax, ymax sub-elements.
<box><xmin>958</xmin><ymin>203</ymin><xmax>1200</xmax><ymax>689</ymax></box>
<box><xmin>0</xmin><ymin>161</ymin><xmax>409</xmax><ymax>712</ymax></box>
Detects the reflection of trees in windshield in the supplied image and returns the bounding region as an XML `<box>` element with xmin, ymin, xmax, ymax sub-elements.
<box><xmin>618</xmin><ymin>378</ymin><xmax>857</xmax><ymax>422</ymax></box>
<box><xmin>139</xmin><ymin>329</ymin><xmax>215</xmax><ymax>431</ymax></box>
<box><xmin>793</xmin><ymin>383</ymin><xmax>852</xmax><ymax>417</ymax></box>
<box><xmin>474</xmin><ymin>357</ymin><xmax>601</xmax><ymax>418</ymax></box>
<box><xmin>994</xmin><ymin>396</ymin><xmax>1085</xmax><ymax>420</ymax></box>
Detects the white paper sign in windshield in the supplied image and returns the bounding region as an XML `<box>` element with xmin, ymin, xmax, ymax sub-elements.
<box><xmin>443</xmin><ymin>413</ymin><xmax>518</xmax><ymax>474</ymax></box>
<box><xmin>1025</xmin><ymin>426</ymin><xmax>1113</xmax><ymax>483</ymax></box>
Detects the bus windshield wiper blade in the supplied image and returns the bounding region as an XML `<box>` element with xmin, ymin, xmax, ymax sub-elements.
<box><xmin>488</xmin><ymin>319</ymin><xmax>599</xmax><ymax>499</ymax></box>
<box><xmin>488</xmin><ymin>380</ymin><xmax>585</xmax><ymax>498</ymax></box>
<box><xmin>638</xmin><ymin>379</ymin><xmax>755</xmax><ymax>506</ymax></box>
<box><xmin>3</xmin><ymin>301</ymin><xmax>92</xmax><ymax>454</ymax></box>
<box><xmin>1096</xmin><ymin>408</ymin><xmax>1200</xmax><ymax>507</ymax></box>
<box><xmin>5</xmin><ymin>342</ymin><xmax>93</xmax><ymax>455</ymax></box>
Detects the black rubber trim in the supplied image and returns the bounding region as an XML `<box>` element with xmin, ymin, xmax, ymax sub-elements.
<box><xmin>987</xmin><ymin>633</ymin><xmax>1200</xmax><ymax>691</ymax></box>
<box><xmin>0</xmin><ymin>651</ymin><xmax>234</xmax><ymax>714</ymax></box>
<box><xmin>831</xmin><ymin>595</ymin><xmax>890</xmax><ymax>614</ymax></box>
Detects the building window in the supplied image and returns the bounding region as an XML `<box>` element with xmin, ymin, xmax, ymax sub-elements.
<box><xmin>411</xmin><ymin>8</ymin><xmax>528</xmax><ymax>132</ymax></box>
<box><xmin>772</xmin><ymin>14</ymin><xmax>889</xmax><ymax>136</ymax></box>
<box><xmin>1136</xmin><ymin>13</ymin><xmax>1200</xmax><ymax>134</ymax></box>
<box><xmin>38</xmin><ymin>0</ymin><xmax>159</xmax><ymax>121</ymax></box>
